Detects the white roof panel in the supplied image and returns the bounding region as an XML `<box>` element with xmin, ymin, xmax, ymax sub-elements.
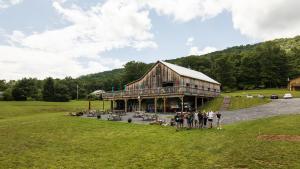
<box><xmin>160</xmin><ymin>61</ymin><xmax>220</xmax><ymax>84</ymax></box>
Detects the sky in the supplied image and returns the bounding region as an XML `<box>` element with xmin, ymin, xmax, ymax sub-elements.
<box><xmin>0</xmin><ymin>0</ymin><xmax>300</xmax><ymax>80</ymax></box>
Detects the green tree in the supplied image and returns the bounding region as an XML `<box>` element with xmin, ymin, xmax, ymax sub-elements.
<box><xmin>42</xmin><ymin>77</ymin><xmax>55</xmax><ymax>101</ymax></box>
<box><xmin>3</xmin><ymin>87</ymin><xmax>13</xmax><ymax>101</ymax></box>
<box><xmin>0</xmin><ymin>80</ymin><xmax>7</xmax><ymax>91</ymax></box>
<box><xmin>54</xmin><ymin>82</ymin><xmax>71</xmax><ymax>102</ymax></box>
<box><xmin>12</xmin><ymin>78</ymin><xmax>38</xmax><ymax>101</ymax></box>
<box><xmin>122</xmin><ymin>61</ymin><xmax>151</xmax><ymax>84</ymax></box>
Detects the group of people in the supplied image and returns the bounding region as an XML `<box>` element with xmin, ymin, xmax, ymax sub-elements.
<box><xmin>174</xmin><ymin>110</ymin><xmax>222</xmax><ymax>130</ymax></box>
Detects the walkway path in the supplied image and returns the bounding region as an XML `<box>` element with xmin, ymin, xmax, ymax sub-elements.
<box><xmin>221</xmin><ymin>98</ymin><xmax>300</xmax><ymax>124</ymax></box>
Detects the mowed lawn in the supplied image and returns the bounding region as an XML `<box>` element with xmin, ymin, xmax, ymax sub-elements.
<box><xmin>0</xmin><ymin>101</ymin><xmax>300</xmax><ymax>168</ymax></box>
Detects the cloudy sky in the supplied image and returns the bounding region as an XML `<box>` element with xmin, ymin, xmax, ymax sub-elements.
<box><xmin>0</xmin><ymin>0</ymin><xmax>300</xmax><ymax>80</ymax></box>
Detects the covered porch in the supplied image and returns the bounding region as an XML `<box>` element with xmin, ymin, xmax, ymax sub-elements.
<box><xmin>107</xmin><ymin>95</ymin><xmax>210</xmax><ymax>113</ymax></box>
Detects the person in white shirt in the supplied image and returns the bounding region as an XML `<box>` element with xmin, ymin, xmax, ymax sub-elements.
<box><xmin>207</xmin><ymin>111</ymin><xmax>214</xmax><ymax>128</ymax></box>
<box><xmin>194</xmin><ymin>112</ymin><xmax>199</xmax><ymax>128</ymax></box>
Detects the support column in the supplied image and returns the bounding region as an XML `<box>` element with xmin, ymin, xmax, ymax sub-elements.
<box><xmin>201</xmin><ymin>97</ymin><xmax>204</xmax><ymax>107</ymax></box>
<box><xmin>154</xmin><ymin>97</ymin><xmax>157</xmax><ymax>113</ymax></box>
<box><xmin>125</xmin><ymin>99</ymin><xmax>128</xmax><ymax>113</ymax></box>
<box><xmin>181</xmin><ymin>96</ymin><xmax>184</xmax><ymax>113</ymax></box>
<box><xmin>88</xmin><ymin>100</ymin><xmax>91</xmax><ymax>111</ymax></box>
<box><xmin>195</xmin><ymin>96</ymin><xmax>198</xmax><ymax>112</ymax></box>
<box><xmin>163</xmin><ymin>97</ymin><xmax>166</xmax><ymax>113</ymax></box>
<box><xmin>102</xmin><ymin>100</ymin><xmax>105</xmax><ymax>111</ymax></box>
<box><xmin>111</xmin><ymin>100</ymin><xmax>115</xmax><ymax>112</ymax></box>
<box><xmin>138</xmin><ymin>97</ymin><xmax>142</xmax><ymax>112</ymax></box>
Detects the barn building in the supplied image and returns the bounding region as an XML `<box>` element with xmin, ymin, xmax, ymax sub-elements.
<box><xmin>288</xmin><ymin>77</ymin><xmax>300</xmax><ymax>91</ymax></box>
<box><xmin>102</xmin><ymin>61</ymin><xmax>221</xmax><ymax>113</ymax></box>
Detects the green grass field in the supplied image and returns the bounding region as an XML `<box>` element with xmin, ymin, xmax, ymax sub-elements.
<box><xmin>0</xmin><ymin>101</ymin><xmax>300</xmax><ymax>168</ymax></box>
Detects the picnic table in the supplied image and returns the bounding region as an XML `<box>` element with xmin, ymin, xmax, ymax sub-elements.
<box><xmin>107</xmin><ymin>114</ymin><xmax>122</xmax><ymax>121</ymax></box>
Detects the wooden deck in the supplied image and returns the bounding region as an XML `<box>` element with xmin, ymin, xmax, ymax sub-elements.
<box><xmin>102</xmin><ymin>86</ymin><xmax>220</xmax><ymax>100</ymax></box>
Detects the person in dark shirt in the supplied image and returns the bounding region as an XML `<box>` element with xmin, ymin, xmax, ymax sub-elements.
<box><xmin>180</xmin><ymin>113</ymin><xmax>184</xmax><ymax>128</ymax></box>
<box><xmin>216</xmin><ymin>112</ymin><xmax>222</xmax><ymax>130</ymax></box>
<box><xmin>174</xmin><ymin>113</ymin><xmax>180</xmax><ymax>129</ymax></box>
<box><xmin>203</xmin><ymin>111</ymin><xmax>208</xmax><ymax>128</ymax></box>
<box><xmin>198</xmin><ymin>111</ymin><xmax>204</xmax><ymax>128</ymax></box>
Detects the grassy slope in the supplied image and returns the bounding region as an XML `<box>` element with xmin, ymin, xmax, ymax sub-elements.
<box><xmin>223</xmin><ymin>88</ymin><xmax>300</xmax><ymax>98</ymax></box>
<box><xmin>201</xmin><ymin>97</ymin><xmax>224</xmax><ymax>111</ymax></box>
<box><xmin>228</xmin><ymin>97</ymin><xmax>270</xmax><ymax>111</ymax></box>
<box><xmin>0</xmin><ymin>101</ymin><xmax>300</xmax><ymax>168</ymax></box>
<box><xmin>201</xmin><ymin>97</ymin><xmax>270</xmax><ymax>111</ymax></box>
<box><xmin>202</xmin><ymin>89</ymin><xmax>300</xmax><ymax>111</ymax></box>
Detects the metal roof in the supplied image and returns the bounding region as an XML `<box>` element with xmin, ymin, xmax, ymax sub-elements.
<box><xmin>160</xmin><ymin>61</ymin><xmax>220</xmax><ymax>85</ymax></box>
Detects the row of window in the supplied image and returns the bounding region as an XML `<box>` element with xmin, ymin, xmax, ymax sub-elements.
<box><xmin>186</xmin><ymin>83</ymin><xmax>218</xmax><ymax>92</ymax></box>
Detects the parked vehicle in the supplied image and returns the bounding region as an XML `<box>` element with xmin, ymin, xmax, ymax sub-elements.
<box><xmin>270</xmin><ymin>94</ymin><xmax>279</xmax><ymax>99</ymax></box>
<box><xmin>246</xmin><ymin>95</ymin><xmax>253</xmax><ymax>98</ymax></box>
<box><xmin>283</xmin><ymin>93</ymin><xmax>293</xmax><ymax>99</ymax></box>
<box><xmin>257</xmin><ymin>94</ymin><xmax>265</xmax><ymax>98</ymax></box>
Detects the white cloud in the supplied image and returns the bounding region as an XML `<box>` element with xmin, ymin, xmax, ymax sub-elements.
<box><xmin>0</xmin><ymin>0</ymin><xmax>157</xmax><ymax>80</ymax></box>
<box><xmin>145</xmin><ymin>0</ymin><xmax>300</xmax><ymax>40</ymax></box>
<box><xmin>0</xmin><ymin>0</ymin><xmax>23</xmax><ymax>9</ymax></box>
<box><xmin>189</xmin><ymin>46</ymin><xmax>217</xmax><ymax>56</ymax></box>
<box><xmin>145</xmin><ymin>0</ymin><xmax>230</xmax><ymax>22</ymax></box>
<box><xmin>230</xmin><ymin>0</ymin><xmax>300</xmax><ymax>40</ymax></box>
<box><xmin>186</xmin><ymin>37</ymin><xmax>194</xmax><ymax>46</ymax></box>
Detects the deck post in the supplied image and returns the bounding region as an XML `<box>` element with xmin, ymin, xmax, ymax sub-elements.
<box><xmin>110</xmin><ymin>100</ymin><xmax>112</xmax><ymax>111</ymax></box>
<box><xmin>88</xmin><ymin>100</ymin><xmax>91</xmax><ymax>111</ymax></box>
<box><xmin>163</xmin><ymin>97</ymin><xmax>166</xmax><ymax>113</ymax></box>
<box><xmin>154</xmin><ymin>97</ymin><xmax>157</xmax><ymax>113</ymax></box>
<box><xmin>102</xmin><ymin>100</ymin><xmax>105</xmax><ymax>111</ymax></box>
<box><xmin>181</xmin><ymin>96</ymin><xmax>184</xmax><ymax>113</ymax></box>
<box><xmin>138</xmin><ymin>96</ymin><xmax>141</xmax><ymax>112</ymax></box>
<box><xmin>124</xmin><ymin>99</ymin><xmax>128</xmax><ymax>113</ymax></box>
<box><xmin>195</xmin><ymin>96</ymin><xmax>198</xmax><ymax>112</ymax></box>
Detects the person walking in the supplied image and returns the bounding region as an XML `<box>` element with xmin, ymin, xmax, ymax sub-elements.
<box><xmin>207</xmin><ymin>110</ymin><xmax>214</xmax><ymax>129</ymax></box>
<box><xmin>216</xmin><ymin>111</ymin><xmax>222</xmax><ymax>130</ymax></box>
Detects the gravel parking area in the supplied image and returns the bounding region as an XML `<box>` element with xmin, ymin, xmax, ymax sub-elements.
<box><xmin>221</xmin><ymin>98</ymin><xmax>300</xmax><ymax>124</ymax></box>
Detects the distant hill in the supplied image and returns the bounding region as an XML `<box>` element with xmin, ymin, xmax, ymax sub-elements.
<box><xmin>78</xmin><ymin>36</ymin><xmax>300</xmax><ymax>91</ymax></box>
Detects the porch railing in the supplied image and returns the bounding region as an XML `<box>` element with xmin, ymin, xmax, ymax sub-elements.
<box><xmin>102</xmin><ymin>86</ymin><xmax>220</xmax><ymax>99</ymax></box>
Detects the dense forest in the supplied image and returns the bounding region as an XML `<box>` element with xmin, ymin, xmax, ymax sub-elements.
<box><xmin>1</xmin><ymin>36</ymin><xmax>300</xmax><ymax>101</ymax></box>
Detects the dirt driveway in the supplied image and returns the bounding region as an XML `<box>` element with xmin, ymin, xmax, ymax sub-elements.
<box><xmin>221</xmin><ymin>98</ymin><xmax>300</xmax><ymax>124</ymax></box>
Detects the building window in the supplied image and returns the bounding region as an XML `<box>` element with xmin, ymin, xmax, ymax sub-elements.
<box><xmin>195</xmin><ymin>85</ymin><xmax>198</xmax><ymax>88</ymax></box>
<box><xmin>208</xmin><ymin>88</ymin><xmax>210</xmax><ymax>91</ymax></box>
<box><xmin>186</xmin><ymin>83</ymin><xmax>190</xmax><ymax>87</ymax></box>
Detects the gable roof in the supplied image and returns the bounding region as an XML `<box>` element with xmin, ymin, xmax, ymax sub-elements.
<box><xmin>160</xmin><ymin>61</ymin><xmax>220</xmax><ymax>85</ymax></box>
<box><xmin>126</xmin><ymin>60</ymin><xmax>220</xmax><ymax>86</ymax></box>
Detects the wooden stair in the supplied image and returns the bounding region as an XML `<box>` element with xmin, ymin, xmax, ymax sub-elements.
<box><xmin>220</xmin><ymin>96</ymin><xmax>231</xmax><ymax>111</ymax></box>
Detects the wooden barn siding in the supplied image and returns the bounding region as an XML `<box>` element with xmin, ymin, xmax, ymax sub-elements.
<box><xmin>126</xmin><ymin>62</ymin><xmax>220</xmax><ymax>92</ymax></box>
<box><xmin>181</xmin><ymin>77</ymin><xmax>220</xmax><ymax>91</ymax></box>
<box><xmin>126</xmin><ymin>63</ymin><xmax>181</xmax><ymax>90</ymax></box>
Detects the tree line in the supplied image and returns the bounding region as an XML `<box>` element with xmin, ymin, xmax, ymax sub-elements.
<box><xmin>1</xmin><ymin>36</ymin><xmax>300</xmax><ymax>101</ymax></box>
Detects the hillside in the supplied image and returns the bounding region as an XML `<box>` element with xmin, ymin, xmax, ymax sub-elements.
<box><xmin>78</xmin><ymin>36</ymin><xmax>300</xmax><ymax>92</ymax></box>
